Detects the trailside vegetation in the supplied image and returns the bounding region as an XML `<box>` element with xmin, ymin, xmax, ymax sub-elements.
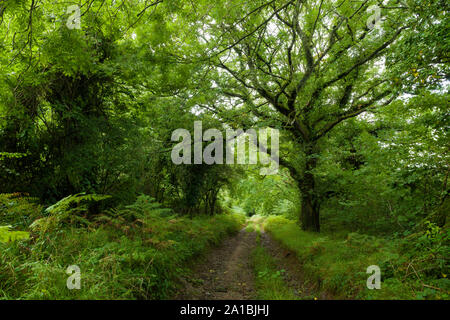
<box><xmin>0</xmin><ymin>0</ymin><xmax>448</xmax><ymax>300</ymax></box>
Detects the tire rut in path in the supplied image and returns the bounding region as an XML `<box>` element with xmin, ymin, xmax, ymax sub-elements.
<box><xmin>176</xmin><ymin>229</ymin><xmax>257</xmax><ymax>300</ymax></box>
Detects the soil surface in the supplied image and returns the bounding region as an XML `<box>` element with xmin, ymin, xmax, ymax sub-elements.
<box><xmin>176</xmin><ymin>229</ymin><xmax>257</xmax><ymax>299</ymax></box>
<box><xmin>176</xmin><ymin>227</ymin><xmax>329</xmax><ymax>300</ymax></box>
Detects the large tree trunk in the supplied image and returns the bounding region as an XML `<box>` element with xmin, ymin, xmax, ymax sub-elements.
<box><xmin>300</xmin><ymin>187</ymin><xmax>320</xmax><ymax>232</ymax></box>
<box><xmin>300</xmin><ymin>144</ymin><xmax>321</xmax><ymax>232</ymax></box>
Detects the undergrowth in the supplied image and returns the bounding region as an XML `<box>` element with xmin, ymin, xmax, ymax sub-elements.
<box><xmin>251</xmin><ymin>244</ymin><xmax>299</xmax><ymax>300</ymax></box>
<box><xmin>263</xmin><ymin>215</ymin><xmax>449</xmax><ymax>300</ymax></box>
<box><xmin>0</xmin><ymin>194</ymin><xmax>245</xmax><ymax>299</ymax></box>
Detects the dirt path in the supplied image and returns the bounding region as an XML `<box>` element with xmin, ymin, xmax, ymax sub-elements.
<box><xmin>176</xmin><ymin>229</ymin><xmax>258</xmax><ymax>300</ymax></box>
<box><xmin>176</xmin><ymin>226</ymin><xmax>329</xmax><ymax>300</ymax></box>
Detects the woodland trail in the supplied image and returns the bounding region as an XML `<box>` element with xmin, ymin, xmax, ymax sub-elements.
<box><xmin>176</xmin><ymin>226</ymin><xmax>325</xmax><ymax>300</ymax></box>
<box><xmin>176</xmin><ymin>229</ymin><xmax>257</xmax><ymax>299</ymax></box>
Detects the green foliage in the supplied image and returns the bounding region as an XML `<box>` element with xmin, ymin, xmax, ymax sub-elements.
<box><xmin>251</xmin><ymin>245</ymin><xmax>298</xmax><ymax>300</ymax></box>
<box><xmin>0</xmin><ymin>152</ymin><xmax>27</xmax><ymax>160</ymax></box>
<box><xmin>264</xmin><ymin>216</ymin><xmax>449</xmax><ymax>300</ymax></box>
<box><xmin>125</xmin><ymin>195</ymin><xmax>173</xmax><ymax>218</ymax></box>
<box><xmin>30</xmin><ymin>193</ymin><xmax>111</xmax><ymax>232</ymax></box>
<box><xmin>231</xmin><ymin>172</ymin><xmax>300</xmax><ymax>218</ymax></box>
<box><xmin>0</xmin><ymin>0</ymin><xmax>448</xmax><ymax>300</ymax></box>
<box><xmin>0</xmin><ymin>195</ymin><xmax>244</xmax><ymax>299</ymax></box>
<box><xmin>399</xmin><ymin>221</ymin><xmax>449</xmax><ymax>290</ymax></box>
<box><xmin>0</xmin><ymin>193</ymin><xmax>42</xmax><ymax>229</ymax></box>
<box><xmin>0</xmin><ymin>225</ymin><xmax>29</xmax><ymax>243</ymax></box>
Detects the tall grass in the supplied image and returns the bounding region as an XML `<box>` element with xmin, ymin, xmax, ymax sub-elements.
<box><xmin>263</xmin><ymin>216</ymin><xmax>448</xmax><ymax>300</ymax></box>
<box><xmin>0</xmin><ymin>196</ymin><xmax>245</xmax><ymax>300</ymax></box>
<box><xmin>251</xmin><ymin>244</ymin><xmax>299</xmax><ymax>300</ymax></box>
